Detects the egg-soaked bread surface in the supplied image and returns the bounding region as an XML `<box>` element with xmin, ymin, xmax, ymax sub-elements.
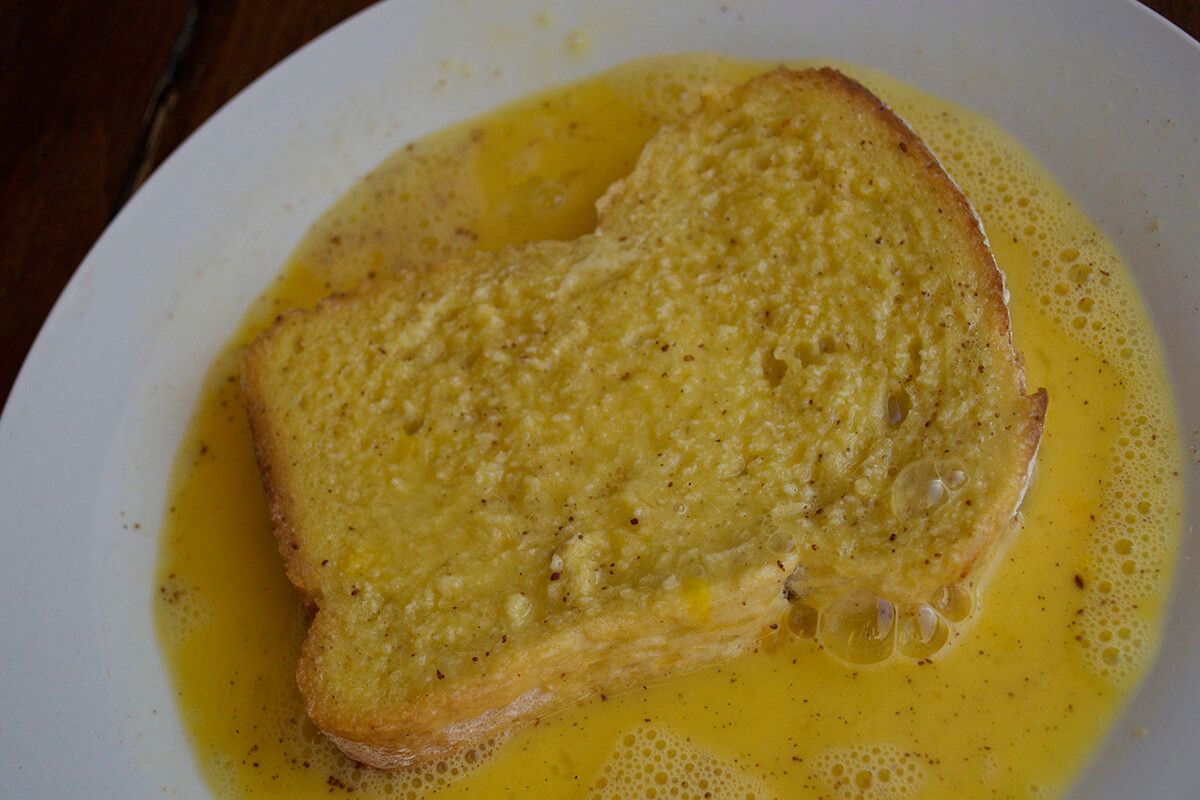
<box><xmin>242</xmin><ymin>68</ymin><xmax>1047</xmax><ymax>768</ymax></box>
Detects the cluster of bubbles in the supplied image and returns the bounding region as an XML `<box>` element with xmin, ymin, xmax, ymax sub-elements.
<box><xmin>362</xmin><ymin>737</ymin><xmax>508</xmax><ymax>800</ymax></box>
<box><xmin>1077</xmin><ymin>418</ymin><xmax>1173</xmax><ymax>685</ymax></box>
<box><xmin>155</xmin><ymin>571</ymin><xmax>212</xmax><ymax>645</ymax></box>
<box><xmin>785</xmin><ymin>581</ymin><xmax>974</xmax><ymax>665</ymax></box>
<box><xmin>587</xmin><ymin>725</ymin><xmax>769</xmax><ymax>800</ymax></box>
<box><xmin>206</xmin><ymin>705</ymin><xmax>507</xmax><ymax>800</ymax></box>
<box><xmin>811</xmin><ymin>743</ymin><xmax>926</xmax><ymax>800</ymax></box>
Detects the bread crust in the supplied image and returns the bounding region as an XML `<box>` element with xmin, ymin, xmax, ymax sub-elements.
<box><xmin>242</xmin><ymin>67</ymin><xmax>1047</xmax><ymax>769</ymax></box>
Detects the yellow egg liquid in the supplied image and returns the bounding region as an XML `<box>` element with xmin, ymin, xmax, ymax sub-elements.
<box><xmin>155</xmin><ymin>55</ymin><xmax>1182</xmax><ymax>800</ymax></box>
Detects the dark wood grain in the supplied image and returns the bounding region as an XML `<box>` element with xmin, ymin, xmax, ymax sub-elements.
<box><xmin>1</xmin><ymin>1</ymin><xmax>191</xmax><ymax>409</ymax></box>
<box><xmin>1</xmin><ymin>0</ymin><xmax>1197</xmax><ymax>409</ymax></box>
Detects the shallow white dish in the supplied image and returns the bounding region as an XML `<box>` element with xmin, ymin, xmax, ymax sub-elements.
<box><xmin>1</xmin><ymin>1</ymin><xmax>1196</xmax><ymax>797</ymax></box>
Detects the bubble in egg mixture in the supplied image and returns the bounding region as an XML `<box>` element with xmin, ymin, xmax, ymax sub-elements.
<box><xmin>588</xmin><ymin>725</ymin><xmax>769</xmax><ymax>800</ymax></box>
<box><xmin>786</xmin><ymin>601</ymin><xmax>820</xmax><ymax>639</ymax></box>
<box><xmin>884</xmin><ymin>390</ymin><xmax>912</xmax><ymax>426</ymax></box>
<box><xmin>812</xmin><ymin>743</ymin><xmax>926</xmax><ymax>800</ymax></box>
<box><xmin>929</xmin><ymin>582</ymin><xmax>974</xmax><ymax>623</ymax></box>
<box><xmin>890</xmin><ymin>459</ymin><xmax>968</xmax><ymax>520</ymax></box>
<box><xmin>818</xmin><ymin>590</ymin><xmax>897</xmax><ymax>665</ymax></box>
<box><xmin>896</xmin><ymin>604</ymin><xmax>950</xmax><ymax>659</ymax></box>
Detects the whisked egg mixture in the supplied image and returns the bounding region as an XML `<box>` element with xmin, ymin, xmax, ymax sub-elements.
<box><xmin>155</xmin><ymin>54</ymin><xmax>1182</xmax><ymax>800</ymax></box>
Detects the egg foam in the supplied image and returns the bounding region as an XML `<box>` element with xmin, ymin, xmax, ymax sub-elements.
<box><xmin>154</xmin><ymin>54</ymin><xmax>1182</xmax><ymax>799</ymax></box>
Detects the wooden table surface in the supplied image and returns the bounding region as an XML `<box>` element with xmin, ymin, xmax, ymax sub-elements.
<box><xmin>2</xmin><ymin>1</ymin><xmax>1197</xmax><ymax>409</ymax></box>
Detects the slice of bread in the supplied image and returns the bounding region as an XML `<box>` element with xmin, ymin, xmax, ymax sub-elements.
<box><xmin>242</xmin><ymin>67</ymin><xmax>1047</xmax><ymax>768</ymax></box>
